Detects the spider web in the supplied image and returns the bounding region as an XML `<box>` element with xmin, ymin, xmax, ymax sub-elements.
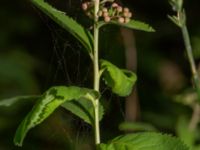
<box><xmin>31</xmin><ymin>0</ymin><xmax>126</xmax><ymax>149</ymax></box>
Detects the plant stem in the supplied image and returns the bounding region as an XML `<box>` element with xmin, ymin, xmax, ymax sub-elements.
<box><xmin>179</xmin><ymin>13</ymin><xmax>200</xmax><ymax>129</ymax></box>
<box><xmin>93</xmin><ymin>0</ymin><xmax>100</xmax><ymax>145</ymax></box>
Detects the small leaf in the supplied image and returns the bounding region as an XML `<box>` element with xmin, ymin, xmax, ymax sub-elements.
<box><xmin>100</xmin><ymin>59</ymin><xmax>137</xmax><ymax>96</ymax></box>
<box><xmin>119</xmin><ymin>122</ymin><xmax>157</xmax><ymax>132</ymax></box>
<box><xmin>0</xmin><ymin>96</ymin><xmax>39</xmax><ymax>107</ymax></box>
<box><xmin>31</xmin><ymin>0</ymin><xmax>93</xmax><ymax>58</ymax></box>
<box><xmin>14</xmin><ymin>86</ymin><xmax>99</xmax><ymax>146</ymax></box>
<box><xmin>98</xmin><ymin>20</ymin><xmax>155</xmax><ymax>32</ymax></box>
<box><xmin>98</xmin><ymin>132</ymin><xmax>189</xmax><ymax>150</ymax></box>
<box><xmin>61</xmin><ymin>99</ymin><xmax>104</xmax><ymax>125</ymax></box>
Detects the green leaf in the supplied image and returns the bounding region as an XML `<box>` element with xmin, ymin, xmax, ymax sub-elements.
<box><xmin>98</xmin><ymin>20</ymin><xmax>155</xmax><ymax>32</ymax></box>
<box><xmin>98</xmin><ymin>132</ymin><xmax>189</xmax><ymax>150</ymax></box>
<box><xmin>176</xmin><ymin>116</ymin><xmax>195</xmax><ymax>146</ymax></box>
<box><xmin>14</xmin><ymin>86</ymin><xmax>99</xmax><ymax>147</ymax></box>
<box><xmin>119</xmin><ymin>122</ymin><xmax>157</xmax><ymax>132</ymax></box>
<box><xmin>100</xmin><ymin>59</ymin><xmax>137</xmax><ymax>96</ymax></box>
<box><xmin>61</xmin><ymin>99</ymin><xmax>104</xmax><ymax>125</ymax></box>
<box><xmin>0</xmin><ymin>96</ymin><xmax>39</xmax><ymax>107</ymax></box>
<box><xmin>31</xmin><ymin>0</ymin><xmax>93</xmax><ymax>57</ymax></box>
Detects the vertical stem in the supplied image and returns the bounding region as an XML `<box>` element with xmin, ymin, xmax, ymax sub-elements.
<box><xmin>181</xmin><ymin>25</ymin><xmax>197</xmax><ymax>76</ymax></box>
<box><xmin>180</xmin><ymin>16</ymin><xmax>200</xmax><ymax>129</ymax></box>
<box><xmin>93</xmin><ymin>0</ymin><xmax>100</xmax><ymax>145</ymax></box>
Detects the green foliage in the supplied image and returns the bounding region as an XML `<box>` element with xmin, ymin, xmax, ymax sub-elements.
<box><xmin>61</xmin><ymin>98</ymin><xmax>104</xmax><ymax>125</ymax></box>
<box><xmin>100</xmin><ymin>59</ymin><xmax>137</xmax><ymax>96</ymax></box>
<box><xmin>176</xmin><ymin>116</ymin><xmax>196</xmax><ymax>147</ymax></box>
<box><xmin>98</xmin><ymin>132</ymin><xmax>189</xmax><ymax>150</ymax></box>
<box><xmin>119</xmin><ymin>122</ymin><xmax>157</xmax><ymax>132</ymax></box>
<box><xmin>31</xmin><ymin>0</ymin><xmax>93</xmax><ymax>58</ymax></box>
<box><xmin>14</xmin><ymin>86</ymin><xmax>99</xmax><ymax>146</ymax></box>
<box><xmin>98</xmin><ymin>20</ymin><xmax>155</xmax><ymax>32</ymax></box>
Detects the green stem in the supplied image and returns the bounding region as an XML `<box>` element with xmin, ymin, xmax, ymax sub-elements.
<box><xmin>93</xmin><ymin>0</ymin><xmax>100</xmax><ymax>145</ymax></box>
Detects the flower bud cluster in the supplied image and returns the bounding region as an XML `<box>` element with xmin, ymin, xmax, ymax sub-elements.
<box><xmin>81</xmin><ymin>1</ymin><xmax>132</xmax><ymax>24</ymax></box>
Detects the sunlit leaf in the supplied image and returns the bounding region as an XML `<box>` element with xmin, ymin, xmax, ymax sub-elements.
<box><xmin>61</xmin><ymin>99</ymin><xmax>104</xmax><ymax>125</ymax></box>
<box><xmin>14</xmin><ymin>86</ymin><xmax>99</xmax><ymax>146</ymax></box>
<box><xmin>31</xmin><ymin>0</ymin><xmax>93</xmax><ymax>58</ymax></box>
<box><xmin>98</xmin><ymin>20</ymin><xmax>155</xmax><ymax>32</ymax></box>
<box><xmin>100</xmin><ymin>59</ymin><xmax>137</xmax><ymax>96</ymax></box>
<box><xmin>98</xmin><ymin>132</ymin><xmax>189</xmax><ymax>150</ymax></box>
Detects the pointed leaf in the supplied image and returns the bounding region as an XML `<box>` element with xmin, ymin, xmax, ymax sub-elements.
<box><xmin>0</xmin><ymin>96</ymin><xmax>39</xmax><ymax>107</ymax></box>
<box><xmin>98</xmin><ymin>20</ymin><xmax>155</xmax><ymax>32</ymax></box>
<box><xmin>100</xmin><ymin>59</ymin><xmax>137</xmax><ymax>96</ymax></box>
<box><xmin>14</xmin><ymin>86</ymin><xmax>99</xmax><ymax>146</ymax></box>
<box><xmin>31</xmin><ymin>0</ymin><xmax>93</xmax><ymax>57</ymax></box>
<box><xmin>61</xmin><ymin>99</ymin><xmax>104</xmax><ymax>125</ymax></box>
<box><xmin>98</xmin><ymin>132</ymin><xmax>189</xmax><ymax>150</ymax></box>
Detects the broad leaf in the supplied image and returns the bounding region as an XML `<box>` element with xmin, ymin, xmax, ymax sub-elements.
<box><xmin>98</xmin><ymin>20</ymin><xmax>155</xmax><ymax>32</ymax></box>
<box><xmin>0</xmin><ymin>96</ymin><xmax>39</xmax><ymax>107</ymax></box>
<box><xmin>14</xmin><ymin>86</ymin><xmax>99</xmax><ymax>146</ymax></box>
<box><xmin>61</xmin><ymin>99</ymin><xmax>104</xmax><ymax>125</ymax></box>
<box><xmin>31</xmin><ymin>0</ymin><xmax>93</xmax><ymax>57</ymax></box>
<box><xmin>98</xmin><ymin>132</ymin><xmax>189</xmax><ymax>150</ymax></box>
<box><xmin>100</xmin><ymin>59</ymin><xmax>137</xmax><ymax>96</ymax></box>
<box><xmin>119</xmin><ymin>122</ymin><xmax>157</xmax><ymax>132</ymax></box>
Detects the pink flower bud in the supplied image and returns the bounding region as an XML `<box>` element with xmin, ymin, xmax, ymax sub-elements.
<box><xmin>104</xmin><ymin>16</ymin><xmax>111</xmax><ymax>22</ymax></box>
<box><xmin>102</xmin><ymin>8</ymin><xmax>108</xmax><ymax>13</ymax></box>
<box><xmin>118</xmin><ymin>17</ymin><xmax>125</xmax><ymax>23</ymax></box>
<box><xmin>117</xmin><ymin>6</ymin><xmax>123</xmax><ymax>12</ymax></box>
<box><xmin>123</xmin><ymin>11</ymin><xmax>129</xmax><ymax>17</ymax></box>
<box><xmin>103</xmin><ymin>12</ymin><xmax>109</xmax><ymax>17</ymax></box>
<box><xmin>124</xmin><ymin>7</ymin><xmax>129</xmax><ymax>13</ymax></box>
<box><xmin>112</xmin><ymin>3</ymin><xmax>118</xmax><ymax>8</ymax></box>
<box><xmin>128</xmin><ymin>12</ymin><xmax>132</xmax><ymax>18</ymax></box>
<box><xmin>82</xmin><ymin>3</ymin><xmax>88</xmax><ymax>11</ymax></box>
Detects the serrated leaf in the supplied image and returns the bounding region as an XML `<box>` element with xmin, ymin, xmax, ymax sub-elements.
<box><xmin>14</xmin><ymin>86</ymin><xmax>99</xmax><ymax>147</ymax></box>
<box><xmin>119</xmin><ymin>122</ymin><xmax>157</xmax><ymax>132</ymax></box>
<box><xmin>0</xmin><ymin>96</ymin><xmax>39</xmax><ymax>107</ymax></box>
<box><xmin>31</xmin><ymin>0</ymin><xmax>93</xmax><ymax>58</ymax></box>
<box><xmin>98</xmin><ymin>132</ymin><xmax>189</xmax><ymax>150</ymax></box>
<box><xmin>100</xmin><ymin>59</ymin><xmax>137</xmax><ymax>97</ymax></box>
<box><xmin>61</xmin><ymin>99</ymin><xmax>104</xmax><ymax>125</ymax></box>
<box><xmin>98</xmin><ymin>20</ymin><xmax>155</xmax><ymax>32</ymax></box>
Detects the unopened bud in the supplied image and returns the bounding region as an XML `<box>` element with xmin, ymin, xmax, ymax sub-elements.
<box><xmin>123</xmin><ymin>11</ymin><xmax>129</xmax><ymax>17</ymax></box>
<box><xmin>124</xmin><ymin>18</ymin><xmax>130</xmax><ymax>23</ymax></box>
<box><xmin>118</xmin><ymin>17</ymin><xmax>125</xmax><ymax>23</ymax></box>
<box><xmin>103</xmin><ymin>12</ymin><xmax>109</xmax><ymax>17</ymax></box>
<box><xmin>117</xmin><ymin>6</ymin><xmax>123</xmax><ymax>12</ymax></box>
<box><xmin>82</xmin><ymin>3</ymin><xmax>88</xmax><ymax>10</ymax></box>
<box><xmin>102</xmin><ymin>8</ymin><xmax>108</xmax><ymax>13</ymax></box>
<box><xmin>112</xmin><ymin>3</ymin><xmax>118</xmax><ymax>8</ymax></box>
<box><xmin>104</xmin><ymin>16</ymin><xmax>111</xmax><ymax>22</ymax></box>
<box><xmin>124</xmin><ymin>7</ymin><xmax>129</xmax><ymax>13</ymax></box>
<box><xmin>128</xmin><ymin>12</ymin><xmax>132</xmax><ymax>18</ymax></box>
<box><xmin>98</xmin><ymin>10</ymin><xmax>103</xmax><ymax>17</ymax></box>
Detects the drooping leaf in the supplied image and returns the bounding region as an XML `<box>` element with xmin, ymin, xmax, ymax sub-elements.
<box><xmin>119</xmin><ymin>122</ymin><xmax>157</xmax><ymax>132</ymax></box>
<box><xmin>98</xmin><ymin>132</ymin><xmax>189</xmax><ymax>150</ymax></box>
<box><xmin>0</xmin><ymin>95</ymin><xmax>39</xmax><ymax>107</ymax></box>
<box><xmin>61</xmin><ymin>99</ymin><xmax>104</xmax><ymax>125</ymax></box>
<box><xmin>14</xmin><ymin>86</ymin><xmax>99</xmax><ymax>146</ymax></box>
<box><xmin>98</xmin><ymin>20</ymin><xmax>155</xmax><ymax>32</ymax></box>
<box><xmin>100</xmin><ymin>59</ymin><xmax>137</xmax><ymax>96</ymax></box>
<box><xmin>31</xmin><ymin>0</ymin><xmax>93</xmax><ymax>58</ymax></box>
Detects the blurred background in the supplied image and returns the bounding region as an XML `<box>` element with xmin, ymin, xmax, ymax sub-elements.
<box><xmin>1</xmin><ymin>0</ymin><xmax>200</xmax><ymax>149</ymax></box>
